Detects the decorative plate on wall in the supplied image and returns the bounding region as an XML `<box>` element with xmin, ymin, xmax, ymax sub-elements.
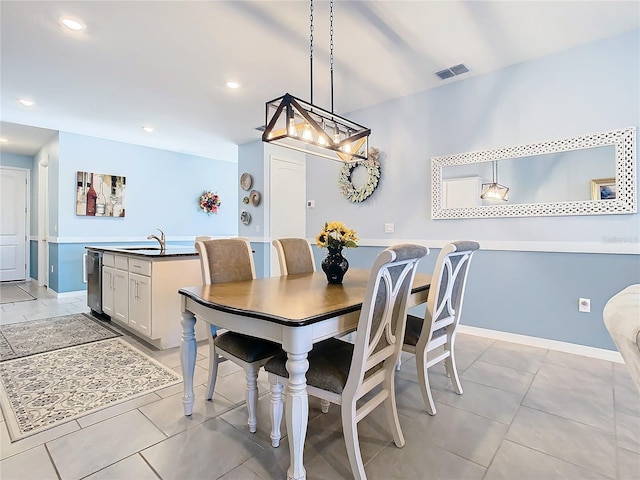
<box><xmin>240</xmin><ymin>210</ymin><xmax>251</xmax><ymax>225</ymax></box>
<box><xmin>240</xmin><ymin>173</ymin><xmax>253</xmax><ymax>191</ymax></box>
<box><xmin>250</xmin><ymin>190</ymin><xmax>261</xmax><ymax>206</ymax></box>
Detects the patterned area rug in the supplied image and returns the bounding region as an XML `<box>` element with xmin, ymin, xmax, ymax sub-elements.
<box><xmin>0</xmin><ymin>313</ymin><xmax>121</xmax><ymax>361</ymax></box>
<box><xmin>0</xmin><ymin>284</ymin><xmax>35</xmax><ymax>304</ymax></box>
<box><xmin>0</xmin><ymin>338</ymin><xmax>182</xmax><ymax>441</ymax></box>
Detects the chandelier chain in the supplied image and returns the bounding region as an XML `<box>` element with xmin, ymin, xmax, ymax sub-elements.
<box><xmin>309</xmin><ymin>0</ymin><xmax>314</xmax><ymax>104</ymax></box>
<box><xmin>329</xmin><ymin>0</ymin><xmax>334</xmax><ymax>113</ymax></box>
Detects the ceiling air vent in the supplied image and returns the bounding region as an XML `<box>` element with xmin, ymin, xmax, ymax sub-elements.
<box><xmin>436</xmin><ymin>63</ymin><xmax>469</xmax><ymax>80</ymax></box>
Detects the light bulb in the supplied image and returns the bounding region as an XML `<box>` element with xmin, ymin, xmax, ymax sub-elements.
<box><xmin>343</xmin><ymin>144</ymin><xmax>352</xmax><ymax>153</ymax></box>
<box><xmin>302</xmin><ymin>124</ymin><xmax>313</xmax><ymax>141</ymax></box>
<box><xmin>288</xmin><ymin>118</ymin><xmax>297</xmax><ymax>137</ymax></box>
<box><xmin>317</xmin><ymin>135</ymin><xmax>327</xmax><ymax>145</ymax></box>
<box><xmin>333</xmin><ymin>132</ymin><xmax>340</xmax><ymax>144</ymax></box>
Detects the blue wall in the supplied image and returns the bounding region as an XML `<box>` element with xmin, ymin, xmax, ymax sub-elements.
<box><xmin>0</xmin><ymin>152</ymin><xmax>33</xmax><ymax>169</ymax></box>
<box><xmin>43</xmin><ymin>133</ymin><xmax>238</xmax><ymax>292</ymax></box>
<box><xmin>298</xmin><ymin>29</ymin><xmax>640</xmax><ymax>351</ymax></box>
<box><xmin>8</xmin><ymin>29</ymin><xmax>640</xmax><ymax>352</ymax></box>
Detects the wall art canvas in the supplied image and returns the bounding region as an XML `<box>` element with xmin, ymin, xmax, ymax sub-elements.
<box><xmin>75</xmin><ymin>171</ymin><xmax>126</xmax><ymax>217</ymax></box>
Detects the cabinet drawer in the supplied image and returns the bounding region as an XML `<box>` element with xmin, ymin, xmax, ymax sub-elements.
<box><xmin>103</xmin><ymin>253</ymin><xmax>115</xmax><ymax>268</ymax></box>
<box><xmin>115</xmin><ymin>255</ymin><xmax>129</xmax><ymax>270</ymax></box>
<box><xmin>128</xmin><ymin>258</ymin><xmax>152</xmax><ymax>276</ymax></box>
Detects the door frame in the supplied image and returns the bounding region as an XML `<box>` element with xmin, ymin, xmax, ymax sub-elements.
<box><xmin>0</xmin><ymin>166</ymin><xmax>30</xmax><ymax>282</ymax></box>
<box><xmin>265</xmin><ymin>154</ymin><xmax>306</xmax><ymax>276</ymax></box>
<box><xmin>37</xmin><ymin>155</ymin><xmax>49</xmax><ymax>287</ymax></box>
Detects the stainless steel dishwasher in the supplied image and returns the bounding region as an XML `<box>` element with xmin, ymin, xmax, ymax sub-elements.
<box><xmin>86</xmin><ymin>249</ymin><xmax>103</xmax><ymax>315</ymax></box>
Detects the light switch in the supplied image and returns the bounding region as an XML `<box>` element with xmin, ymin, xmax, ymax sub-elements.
<box><xmin>307</xmin><ymin>200</ymin><xmax>315</xmax><ymax>208</ymax></box>
<box><xmin>384</xmin><ymin>223</ymin><xmax>394</xmax><ymax>233</ymax></box>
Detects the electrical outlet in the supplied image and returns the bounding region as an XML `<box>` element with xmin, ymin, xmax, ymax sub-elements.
<box><xmin>384</xmin><ymin>223</ymin><xmax>394</xmax><ymax>233</ymax></box>
<box><xmin>579</xmin><ymin>298</ymin><xmax>591</xmax><ymax>313</ymax></box>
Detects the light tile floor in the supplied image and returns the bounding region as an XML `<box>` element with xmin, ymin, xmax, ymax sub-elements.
<box><xmin>1</xmin><ymin>281</ymin><xmax>639</xmax><ymax>479</ymax></box>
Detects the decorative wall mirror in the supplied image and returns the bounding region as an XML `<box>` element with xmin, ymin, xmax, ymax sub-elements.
<box><xmin>431</xmin><ymin>127</ymin><xmax>636</xmax><ymax>219</ymax></box>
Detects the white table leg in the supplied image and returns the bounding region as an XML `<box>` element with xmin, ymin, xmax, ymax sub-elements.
<box><xmin>285</xmin><ymin>351</ymin><xmax>309</xmax><ymax>480</ymax></box>
<box><xmin>180</xmin><ymin>309</ymin><xmax>197</xmax><ymax>416</ymax></box>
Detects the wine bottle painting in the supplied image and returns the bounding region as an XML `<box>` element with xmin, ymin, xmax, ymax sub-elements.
<box><xmin>75</xmin><ymin>171</ymin><xmax>126</xmax><ymax>217</ymax></box>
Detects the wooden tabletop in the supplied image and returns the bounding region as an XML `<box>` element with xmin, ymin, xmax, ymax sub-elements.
<box><xmin>179</xmin><ymin>269</ymin><xmax>431</xmax><ymax>326</ymax></box>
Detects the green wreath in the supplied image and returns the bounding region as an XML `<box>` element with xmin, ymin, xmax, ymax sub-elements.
<box><xmin>338</xmin><ymin>148</ymin><xmax>381</xmax><ymax>203</ymax></box>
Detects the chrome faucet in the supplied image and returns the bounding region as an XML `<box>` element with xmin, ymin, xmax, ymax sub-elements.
<box><xmin>147</xmin><ymin>228</ymin><xmax>166</xmax><ymax>251</ymax></box>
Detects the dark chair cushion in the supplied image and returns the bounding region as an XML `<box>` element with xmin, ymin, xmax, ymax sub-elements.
<box><xmin>265</xmin><ymin>337</ymin><xmax>356</xmax><ymax>395</ymax></box>
<box><xmin>215</xmin><ymin>332</ymin><xmax>282</xmax><ymax>363</ymax></box>
<box><xmin>403</xmin><ymin>314</ymin><xmax>446</xmax><ymax>347</ymax></box>
<box><xmin>404</xmin><ymin>314</ymin><xmax>424</xmax><ymax>347</ymax></box>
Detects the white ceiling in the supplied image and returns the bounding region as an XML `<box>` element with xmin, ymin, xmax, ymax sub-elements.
<box><xmin>1</xmin><ymin>1</ymin><xmax>638</xmax><ymax>159</ymax></box>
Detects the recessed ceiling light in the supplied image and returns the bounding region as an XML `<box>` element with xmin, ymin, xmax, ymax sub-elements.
<box><xmin>61</xmin><ymin>17</ymin><xmax>86</xmax><ymax>31</ymax></box>
<box><xmin>142</xmin><ymin>125</ymin><xmax>154</xmax><ymax>133</ymax></box>
<box><xmin>0</xmin><ymin>138</ymin><xmax>8</xmax><ymax>144</ymax></box>
<box><xmin>226</xmin><ymin>81</ymin><xmax>241</xmax><ymax>89</ymax></box>
<box><xmin>18</xmin><ymin>98</ymin><xmax>35</xmax><ymax>107</ymax></box>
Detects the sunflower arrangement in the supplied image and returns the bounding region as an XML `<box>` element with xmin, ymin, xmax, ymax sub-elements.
<box><xmin>199</xmin><ymin>191</ymin><xmax>221</xmax><ymax>215</ymax></box>
<box><xmin>316</xmin><ymin>221</ymin><xmax>358</xmax><ymax>250</ymax></box>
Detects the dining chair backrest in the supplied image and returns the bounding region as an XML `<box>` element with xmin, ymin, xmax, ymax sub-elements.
<box><xmin>195</xmin><ymin>238</ymin><xmax>256</xmax><ymax>284</ymax></box>
<box><xmin>345</xmin><ymin>243</ymin><xmax>428</xmax><ymax>402</ymax></box>
<box><xmin>195</xmin><ymin>235</ymin><xmax>211</xmax><ymax>243</ymax></box>
<box><xmin>424</xmin><ymin>240</ymin><xmax>479</xmax><ymax>340</ymax></box>
<box><xmin>400</xmin><ymin>240</ymin><xmax>479</xmax><ymax>415</ymax></box>
<box><xmin>272</xmin><ymin>238</ymin><xmax>316</xmax><ymax>275</ymax></box>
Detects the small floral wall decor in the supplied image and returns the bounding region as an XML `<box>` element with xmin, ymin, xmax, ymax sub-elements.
<box><xmin>199</xmin><ymin>191</ymin><xmax>221</xmax><ymax>215</ymax></box>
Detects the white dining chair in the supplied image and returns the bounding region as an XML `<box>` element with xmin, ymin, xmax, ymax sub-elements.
<box><xmin>272</xmin><ymin>237</ymin><xmax>332</xmax><ymax>413</ymax></box>
<box><xmin>195</xmin><ymin>238</ymin><xmax>282</xmax><ymax>433</ymax></box>
<box><xmin>272</xmin><ymin>238</ymin><xmax>316</xmax><ymax>275</ymax></box>
<box><xmin>398</xmin><ymin>240</ymin><xmax>479</xmax><ymax>415</ymax></box>
<box><xmin>266</xmin><ymin>243</ymin><xmax>428</xmax><ymax>479</ymax></box>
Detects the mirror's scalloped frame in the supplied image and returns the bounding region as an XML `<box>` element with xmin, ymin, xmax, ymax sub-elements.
<box><xmin>431</xmin><ymin>127</ymin><xmax>636</xmax><ymax>219</ymax></box>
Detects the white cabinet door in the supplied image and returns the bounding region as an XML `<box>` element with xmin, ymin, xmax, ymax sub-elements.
<box><xmin>113</xmin><ymin>268</ymin><xmax>129</xmax><ymax>323</ymax></box>
<box><xmin>129</xmin><ymin>272</ymin><xmax>151</xmax><ymax>336</ymax></box>
<box><xmin>102</xmin><ymin>266</ymin><xmax>115</xmax><ymax>317</ymax></box>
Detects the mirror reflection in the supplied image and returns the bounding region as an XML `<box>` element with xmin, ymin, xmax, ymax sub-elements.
<box><xmin>442</xmin><ymin>145</ymin><xmax>616</xmax><ymax>207</ymax></box>
<box><xmin>431</xmin><ymin>127</ymin><xmax>636</xmax><ymax>219</ymax></box>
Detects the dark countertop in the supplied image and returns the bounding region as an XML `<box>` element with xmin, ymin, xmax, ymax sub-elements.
<box><xmin>85</xmin><ymin>245</ymin><xmax>199</xmax><ymax>258</ymax></box>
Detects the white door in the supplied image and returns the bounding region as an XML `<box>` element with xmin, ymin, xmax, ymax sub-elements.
<box><xmin>0</xmin><ymin>168</ymin><xmax>28</xmax><ymax>281</ymax></box>
<box><xmin>269</xmin><ymin>156</ymin><xmax>306</xmax><ymax>276</ymax></box>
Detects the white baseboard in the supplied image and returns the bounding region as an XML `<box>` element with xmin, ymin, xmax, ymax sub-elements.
<box><xmin>49</xmin><ymin>288</ymin><xmax>87</xmax><ymax>299</ymax></box>
<box><xmin>458</xmin><ymin>325</ymin><xmax>624</xmax><ymax>364</ymax></box>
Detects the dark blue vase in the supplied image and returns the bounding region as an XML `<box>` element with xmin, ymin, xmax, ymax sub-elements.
<box><xmin>322</xmin><ymin>247</ymin><xmax>349</xmax><ymax>284</ymax></box>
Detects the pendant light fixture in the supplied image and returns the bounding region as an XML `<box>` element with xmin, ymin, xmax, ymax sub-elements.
<box><xmin>480</xmin><ymin>161</ymin><xmax>509</xmax><ymax>201</ymax></box>
<box><xmin>262</xmin><ymin>0</ymin><xmax>370</xmax><ymax>163</ymax></box>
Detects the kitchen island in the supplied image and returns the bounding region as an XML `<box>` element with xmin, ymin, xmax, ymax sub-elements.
<box><xmin>85</xmin><ymin>245</ymin><xmax>208</xmax><ymax>349</ymax></box>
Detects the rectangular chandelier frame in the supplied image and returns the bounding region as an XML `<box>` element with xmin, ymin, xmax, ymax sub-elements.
<box><xmin>262</xmin><ymin>93</ymin><xmax>371</xmax><ymax>163</ymax></box>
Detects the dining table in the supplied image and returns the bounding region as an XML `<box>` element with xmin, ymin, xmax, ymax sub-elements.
<box><xmin>178</xmin><ymin>268</ymin><xmax>431</xmax><ymax>480</ymax></box>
